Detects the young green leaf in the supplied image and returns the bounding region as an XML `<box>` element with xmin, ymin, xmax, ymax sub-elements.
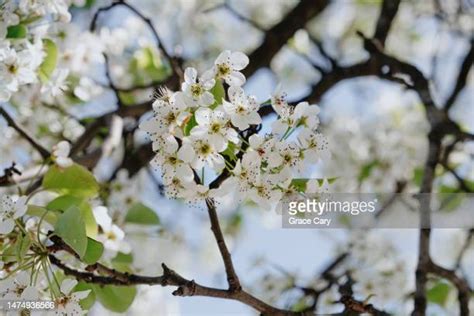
<box><xmin>27</xmin><ymin>205</ymin><xmax>58</xmax><ymax>225</ymax></box>
<box><xmin>43</xmin><ymin>163</ymin><xmax>100</xmax><ymax>198</ymax></box>
<box><xmin>6</xmin><ymin>24</ymin><xmax>28</xmax><ymax>39</ymax></box>
<box><xmin>291</xmin><ymin>178</ymin><xmax>337</xmax><ymax>192</ymax></box>
<box><xmin>221</xmin><ymin>142</ymin><xmax>238</xmax><ymax>162</ymax></box>
<box><xmin>125</xmin><ymin>203</ymin><xmax>160</xmax><ymax>225</ymax></box>
<box><xmin>15</xmin><ymin>233</ymin><xmax>31</xmax><ymax>263</ymax></box>
<box><xmin>38</xmin><ymin>39</ymin><xmax>58</xmax><ymax>82</ymax></box>
<box><xmin>82</xmin><ymin>238</ymin><xmax>104</xmax><ymax>265</ymax></box>
<box><xmin>427</xmin><ymin>282</ymin><xmax>451</xmax><ymax>307</ymax></box>
<box><xmin>111</xmin><ymin>252</ymin><xmax>134</xmax><ymax>273</ymax></box>
<box><xmin>54</xmin><ymin>206</ymin><xmax>88</xmax><ymax>258</ymax></box>
<box><xmin>210</xmin><ymin>80</ymin><xmax>225</xmax><ymax>109</ymax></box>
<box><xmin>47</xmin><ymin>195</ymin><xmax>98</xmax><ymax>237</ymax></box>
<box><xmin>92</xmin><ymin>285</ymin><xmax>137</xmax><ymax>313</ymax></box>
<box><xmin>184</xmin><ymin>113</ymin><xmax>197</xmax><ymax>136</ymax></box>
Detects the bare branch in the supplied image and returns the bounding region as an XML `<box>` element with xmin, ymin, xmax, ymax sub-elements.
<box><xmin>454</xmin><ymin>229</ymin><xmax>474</xmax><ymax>271</ymax></box>
<box><xmin>440</xmin><ymin>161</ymin><xmax>474</xmax><ymax>193</ymax></box>
<box><xmin>0</xmin><ymin>107</ymin><xmax>50</xmax><ymax>159</ymax></box>
<box><xmin>103</xmin><ymin>54</ymin><xmax>123</xmax><ymax>108</ymax></box>
<box><xmin>444</xmin><ymin>39</ymin><xmax>474</xmax><ymax>111</ymax></box>
<box><xmin>47</xmin><ymin>236</ymin><xmax>301</xmax><ymax>315</ymax></box>
<box><xmin>118</xmin><ymin>1</ymin><xmax>184</xmax><ymax>80</ymax></box>
<box><xmin>243</xmin><ymin>0</ymin><xmax>330</xmax><ymax>77</ymax></box>
<box><xmin>373</xmin><ymin>0</ymin><xmax>401</xmax><ymax>47</ymax></box>
<box><xmin>205</xmin><ymin>198</ymin><xmax>241</xmax><ymax>291</ymax></box>
<box><xmin>428</xmin><ymin>261</ymin><xmax>472</xmax><ymax>316</ymax></box>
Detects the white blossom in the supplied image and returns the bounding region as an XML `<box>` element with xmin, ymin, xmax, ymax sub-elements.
<box><xmin>0</xmin><ymin>195</ymin><xmax>28</xmax><ymax>234</ymax></box>
<box><xmin>93</xmin><ymin>206</ymin><xmax>131</xmax><ymax>257</ymax></box>
<box><xmin>223</xmin><ymin>86</ymin><xmax>261</xmax><ymax>130</ymax></box>
<box><xmin>54</xmin><ymin>279</ymin><xmax>91</xmax><ymax>316</ymax></box>
<box><xmin>52</xmin><ymin>141</ymin><xmax>73</xmax><ymax>168</ymax></box>
<box><xmin>190</xmin><ymin>106</ymin><xmax>239</xmax><ymax>151</ymax></box>
<box><xmin>0</xmin><ymin>271</ymin><xmax>38</xmax><ymax>301</ymax></box>
<box><xmin>203</xmin><ymin>50</ymin><xmax>249</xmax><ymax>86</ymax></box>
<box><xmin>181</xmin><ymin>67</ymin><xmax>215</xmax><ymax>107</ymax></box>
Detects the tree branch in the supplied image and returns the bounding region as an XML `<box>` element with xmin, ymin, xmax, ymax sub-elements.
<box><xmin>47</xmin><ymin>237</ymin><xmax>300</xmax><ymax>315</ymax></box>
<box><xmin>373</xmin><ymin>0</ymin><xmax>401</xmax><ymax>47</ymax></box>
<box><xmin>205</xmin><ymin>198</ymin><xmax>241</xmax><ymax>291</ymax></box>
<box><xmin>243</xmin><ymin>0</ymin><xmax>329</xmax><ymax>77</ymax></box>
<box><xmin>0</xmin><ymin>107</ymin><xmax>50</xmax><ymax>159</ymax></box>
<box><xmin>428</xmin><ymin>261</ymin><xmax>472</xmax><ymax>316</ymax></box>
<box><xmin>444</xmin><ymin>38</ymin><xmax>474</xmax><ymax>111</ymax></box>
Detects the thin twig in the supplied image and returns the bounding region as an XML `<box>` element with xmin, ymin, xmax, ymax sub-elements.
<box><xmin>0</xmin><ymin>107</ymin><xmax>50</xmax><ymax>159</ymax></box>
<box><xmin>205</xmin><ymin>198</ymin><xmax>241</xmax><ymax>291</ymax></box>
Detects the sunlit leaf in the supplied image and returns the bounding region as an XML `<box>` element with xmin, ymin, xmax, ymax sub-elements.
<box><xmin>43</xmin><ymin>163</ymin><xmax>100</xmax><ymax>198</ymax></box>
<box><xmin>427</xmin><ymin>282</ymin><xmax>451</xmax><ymax>307</ymax></box>
<box><xmin>125</xmin><ymin>203</ymin><xmax>160</xmax><ymax>225</ymax></box>
<box><xmin>82</xmin><ymin>238</ymin><xmax>104</xmax><ymax>265</ymax></box>
<box><xmin>38</xmin><ymin>39</ymin><xmax>58</xmax><ymax>82</ymax></box>
<box><xmin>92</xmin><ymin>285</ymin><xmax>137</xmax><ymax>313</ymax></box>
<box><xmin>6</xmin><ymin>24</ymin><xmax>27</xmax><ymax>38</ymax></box>
<box><xmin>54</xmin><ymin>206</ymin><xmax>88</xmax><ymax>258</ymax></box>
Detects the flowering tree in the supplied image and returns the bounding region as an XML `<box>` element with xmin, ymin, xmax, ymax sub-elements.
<box><xmin>0</xmin><ymin>0</ymin><xmax>473</xmax><ymax>315</ymax></box>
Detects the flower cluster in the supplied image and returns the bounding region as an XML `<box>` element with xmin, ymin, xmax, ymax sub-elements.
<box><xmin>140</xmin><ymin>50</ymin><xmax>328</xmax><ymax>209</ymax></box>
<box><xmin>0</xmin><ymin>192</ymin><xmax>127</xmax><ymax>315</ymax></box>
<box><xmin>323</xmin><ymin>105</ymin><xmax>428</xmax><ymax>193</ymax></box>
<box><xmin>0</xmin><ymin>1</ymin><xmax>73</xmax><ymax>102</ymax></box>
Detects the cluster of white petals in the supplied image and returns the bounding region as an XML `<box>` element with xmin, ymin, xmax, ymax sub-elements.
<box><xmin>140</xmin><ymin>51</ymin><xmax>329</xmax><ymax>209</ymax></box>
<box><xmin>51</xmin><ymin>140</ymin><xmax>73</xmax><ymax>168</ymax></box>
<box><xmin>0</xmin><ymin>1</ymin><xmax>73</xmax><ymax>102</ymax></box>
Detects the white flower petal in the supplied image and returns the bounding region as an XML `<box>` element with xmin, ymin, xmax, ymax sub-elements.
<box><xmin>184</xmin><ymin>67</ymin><xmax>197</xmax><ymax>84</ymax></box>
<box><xmin>230</xmin><ymin>52</ymin><xmax>249</xmax><ymax>70</ymax></box>
<box><xmin>215</xmin><ymin>50</ymin><xmax>231</xmax><ymax>65</ymax></box>
<box><xmin>200</xmin><ymin>92</ymin><xmax>215</xmax><ymax>106</ymax></box>
<box><xmin>72</xmin><ymin>290</ymin><xmax>91</xmax><ymax>300</ymax></box>
<box><xmin>225</xmin><ymin>71</ymin><xmax>246</xmax><ymax>87</ymax></box>
<box><xmin>0</xmin><ymin>219</ymin><xmax>14</xmax><ymax>234</ymax></box>
<box><xmin>178</xmin><ymin>144</ymin><xmax>195</xmax><ymax>163</ymax></box>
<box><xmin>60</xmin><ymin>279</ymin><xmax>78</xmax><ymax>295</ymax></box>
<box><xmin>195</xmin><ymin>108</ymin><xmax>211</xmax><ymax>125</ymax></box>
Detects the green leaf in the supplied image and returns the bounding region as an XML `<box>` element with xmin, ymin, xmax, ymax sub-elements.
<box><xmin>412</xmin><ymin>167</ymin><xmax>424</xmax><ymax>187</ymax></box>
<box><xmin>129</xmin><ymin>46</ymin><xmax>170</xmax><ymax>85</ymax></box>
<box><xmin>291</xmin><ymin>177</ymin><xmax>337</xmax><ymax>192</ymax></box>
<box><xmin>1</xmin><ymin>244</ymin><xmax>16</xmax><ymax>263</ymax></box>
<box><xmin>210</xmin><ymin>80</ymin><xmax>225</xmax><ymax>109</ymax></box>
<box><xmin>111</xmin><ymin>252</ymin><xmax>134</xmax><ymax>273</ymax></box>
<box><xmin>291</xmin><ymin>178</ymin><xmax>308</xmax><ymax>192</ymax></box>
<box><xmin>221</xmin><ymin>142</ymin><xmax>238</xmax><ymax>162</ymax></box>
<box><xmin>47</xmin><ymin>195</ymin><xmax>98</xmax><ymax>237</ymax></box>
<box><xmin>27</xmin><ymin>205</ymin><xmax>58</xmax><ymax>225</ymax></box>
<box><xmin>112</xmin><ymin>252</ymin><xmax>133</xmax><ymax>264</ymax></box>
<box><xmin>15</xmin><ymin>233</ymin><xmax>31</xmax><ymax>263</ymax></box>
<box><xmin>38</xmin><ymin>39</ymin><xmax>58</xmax><ymax>82</ymax></box>
<box><xmin>118</xmin><ymin>91</ymin><xmax>136</xmax><ymax>106</ymax></box>
<box><xmin>358</xmin><ymin>161</ymin><xmax>379</xmax><ymax>182</ymax></box>
<box><xmin>291</xmin><ymin>297</ymin><xmax>310</xmax><ymax>312</ymax></box>
<box><xmin>43</xmin><ymin>163</ymin><xmax>100</xmax><ymax>198</ymax></box>
<box><xmin>47</xmin><ymin>195</ymin><xmax>83</xmax><ymax>211</ymax></box>
<box><xmin>6</xmin><ymin>24</ymin><xmax>28</xmax><ymax>38</ymax></box>
<box><xmin>83</xmin><ymin>238</ymin><xmax>104</xmax><ymax>265</ymax></box>
<box><xmin>92</xmin><ymin>285</ymin><xmax>137</xmax><ymax>313</ymax></box>
<box><xmin>184</xmin><ymin>113</ymin><xmax>197</xmax><ymax>136</ymax></box>
<box><xmin>427</xmin><ymin>282</ymin><xmax>451</xmax><ymax>307</ymax></box>
<box><xmin>54</xmin><ymin>206</ymin><xmax>88</xmax><ymax>258</ymax></box>
<box><xmin>74</xmin><ymin>282</ymin><xmax>96</xmax><ymax>310</ymax></box>
<box><xmin>438</xmin><ymin>192</ymin><xmax>464</xmax><ymax>213</ymax></box>
<box><xmin>125</xmin><ymin>203</ymin><xmax>160</xmax><ymax>225</ymax></box>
